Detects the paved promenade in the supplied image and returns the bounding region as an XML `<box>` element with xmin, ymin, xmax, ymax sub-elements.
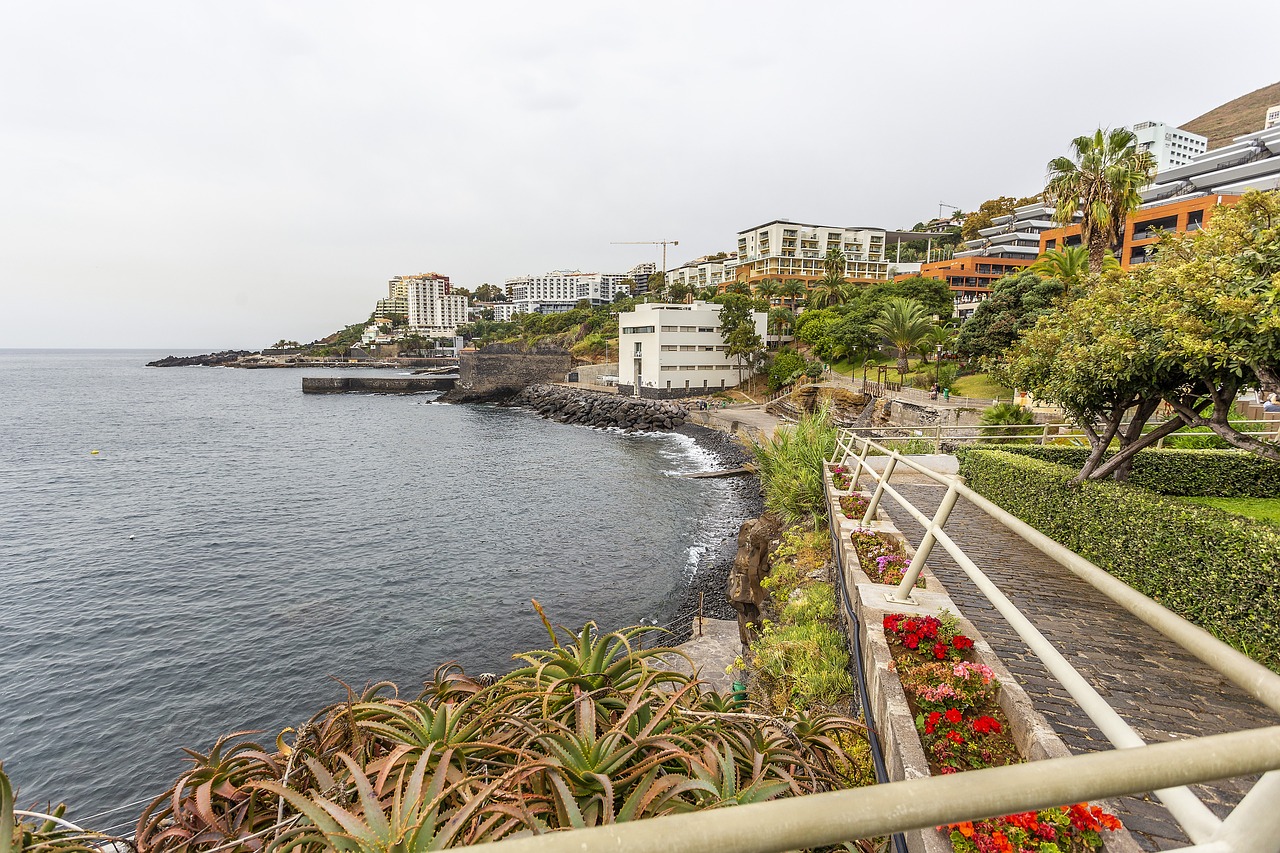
<box><xmin>877</xmin><ymin>481</ymin><xmax>1279</xmax><ymax>851</ymax></box>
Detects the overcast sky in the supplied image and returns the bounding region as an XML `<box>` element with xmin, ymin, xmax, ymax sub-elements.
<box><xmin>2</xmin><ymin>1</ymin><xmax>1277</xmax><ymax>349</ymax></box>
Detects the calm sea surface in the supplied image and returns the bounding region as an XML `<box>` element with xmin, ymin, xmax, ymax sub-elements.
<box><xmin>0</xmin><ymin>350</ymin><xmax>750</xmax><ymax>827</ymax></box>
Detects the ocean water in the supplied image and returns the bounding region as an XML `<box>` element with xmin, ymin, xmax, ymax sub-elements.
<box><xmin>0</xmin><ymin>350</ymin><xmax>753</xmax><ymax>827</ymax></box>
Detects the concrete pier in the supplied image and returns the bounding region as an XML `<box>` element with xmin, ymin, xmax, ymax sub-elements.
<box><xmin>302</xmin><ymin>376</ymin><xmax>456</xmax><ymax>394</ymax></box>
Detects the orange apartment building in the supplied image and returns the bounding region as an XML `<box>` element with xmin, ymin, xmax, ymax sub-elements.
<box><xmin>904</xmin><ymin>256</ymin><xmax>1034</xmax><ymax>318</ymax></box>
<box><xmin>1039</xmin><ymin>194</ymin><xmax>1241</xmax><ymax>265</ymax></box>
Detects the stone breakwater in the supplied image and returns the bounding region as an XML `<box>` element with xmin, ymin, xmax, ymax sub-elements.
<box><xmin>511</xmin><ymin>385</ymin><xmax>688</xmax><ymax>432</ymax></box>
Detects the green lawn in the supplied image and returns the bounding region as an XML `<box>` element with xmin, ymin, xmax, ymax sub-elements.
<box><xmin>1176</xmin><ymin>497</ymin><xmax>1280</xmax><ymax>525</ymax></box>
<box><xmin>949</xmin><ymin>373</ymin><xmax>1013</xmax><ymax>400</ymax></box>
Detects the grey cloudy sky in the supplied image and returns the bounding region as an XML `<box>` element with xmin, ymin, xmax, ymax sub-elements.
<box><xmin>2</xmin><ymin>1</ymin><xmax>1278</xmax><ymax>349</ymax></box>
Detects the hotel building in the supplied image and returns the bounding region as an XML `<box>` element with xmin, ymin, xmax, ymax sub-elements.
<box><xmin>732</xmin><ymin>220</ymin><xmax>890</xmax><ymax>288</ymax></box>
<box><xmin>391</xmin><ymin>273</ymin><xmax>468</xmax><ymax>336</ymax></box>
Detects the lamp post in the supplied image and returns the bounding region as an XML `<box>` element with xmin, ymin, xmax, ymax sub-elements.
<box><xmin>935</xmin><ymin>344</ymin><xmax>943</xmax><ymax>392</ymax></box>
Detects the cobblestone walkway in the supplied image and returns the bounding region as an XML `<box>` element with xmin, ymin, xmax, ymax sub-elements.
<box><xmin>878</xmin><ymin>483</ymin><xmax>1279</xmax><ymax>851</ymax></box>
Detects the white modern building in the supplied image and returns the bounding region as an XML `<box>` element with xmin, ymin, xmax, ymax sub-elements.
<box><xmin>391</xmin><ymin>273</ymin><xmax>468</xmax><ymax>336</ymax></box>
<box><xmin>664</xmin><ymin>254</ymin><xmax>736</xmax><ymax>295</ymax></box>
<box><xmin>735</xmin><ymin>220</ymin><xmax>889</xmax><ymax>286</ymax></box>
<box><xmin>1265</xmin><ymin>105</ymin><xmax>1280</xmax><ymax>130</ymax></box>
<box><xmin>503</xmin><ymin>262</ymin><xmax>654</xmax><ymax>315</ymax></box>
<box><xmin>617</xmin><ymin>301</ymin><xmax>767</xmax><ymax>397</ymax></box>
<box><xmin>1129</xmin><ymin>121</ymin><xmax>1208</xmax><ymax>173</ymax></box>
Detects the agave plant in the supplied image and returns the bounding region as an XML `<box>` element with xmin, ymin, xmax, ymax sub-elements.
<box><xmin>122</xmin><ymin>611</ymin><xmax>870</xmax><ymax>852</ymax></box>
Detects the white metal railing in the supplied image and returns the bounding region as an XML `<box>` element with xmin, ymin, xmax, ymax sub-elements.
<box><xmin>828</xmin><ymin>430</ymin><xmax>1280</xmax><ymax>850</ymax></box>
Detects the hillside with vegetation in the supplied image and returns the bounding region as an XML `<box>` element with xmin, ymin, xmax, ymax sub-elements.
<box><xmin>1182</xmin><ymin>80</ymin><xmax>1280</xmax><ymax>149</ymax></box>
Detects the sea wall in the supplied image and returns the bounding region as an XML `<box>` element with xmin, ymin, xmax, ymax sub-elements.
<box><xmin>442</xmin><ymin>344</ymin><xmax>572</xmax><ymax>403</ymax></box>
<box><xmin>510</xmin><ymin>384</ymin><xmax>687</xmax><ymax>432</ymax></box>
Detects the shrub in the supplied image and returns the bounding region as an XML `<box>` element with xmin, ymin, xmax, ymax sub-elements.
<box><xmin>753</xmin><ymin>407</ymin><xmax>837</xmax><ymax>523</ymax></box>
<box><xmin>979</xmin><ymin>402</ymin><xmax>1035</xmax><ymax>443</ymax></box>
<box><xmin>957</xmin><ymin>449</ymin><xmax>1280</xmax><ymax>669</ymax></box>
<box><xmin>990</xmin><ymin>445</ymin><xmax>1280</xmax><ymax>498</ymax></box>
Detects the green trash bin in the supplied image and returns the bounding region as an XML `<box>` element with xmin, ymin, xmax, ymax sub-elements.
<box><xmin>731</xmin><ymin>681</ymin><xmax>748</xmax><ymax>708</ymax></box>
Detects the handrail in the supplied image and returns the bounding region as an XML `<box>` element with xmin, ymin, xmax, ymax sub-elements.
<box><xmin>460</xmin><ymin>731</ymin><xmax>1280</xmax><ymax>853</ymax></box>
<box><xmin>829</xmin><ymin>431</ymin><xmax>1280</xmax><ymax>848</ymax></box>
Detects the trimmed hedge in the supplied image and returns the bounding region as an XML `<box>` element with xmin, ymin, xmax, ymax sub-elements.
<box><xmin>991</xmin><ymin>445</ymin><xmax>1280</xmax><ymax>498</ymax></box>
<box><xmin>957</xmin><ymin>449</ymin><xmax>1280</xmax><ymax>670</ymax></box>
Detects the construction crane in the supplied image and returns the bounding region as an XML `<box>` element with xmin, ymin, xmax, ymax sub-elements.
<box><xmin>610</xmin><ymin>240</ymin><xmax>679</xmax><ymax>295</ymax></box>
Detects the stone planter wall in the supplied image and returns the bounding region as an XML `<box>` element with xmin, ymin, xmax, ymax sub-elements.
<box><xmin>825</xmin><ymin>471</ymin><xmax>1140</xmax><ymax>853</ymax></box>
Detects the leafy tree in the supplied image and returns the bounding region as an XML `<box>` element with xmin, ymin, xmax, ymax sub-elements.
<box><xmin>647</xmin><ymin>271</ymin><xmax>666</xmax><ymax>300</ymax></box>
<box><xmin>872</xmin><ymin>275</ymin><xmax>954</xmax><ymax>319</ymax></box>
<box><xmin>719</xmin><ymin>294</ymin><xmax>765</xmax><ymax>386</ymax></box>
<box><xmin>767</xmin><ymin>349</ymin><xmax>806</xmax><ymax>390</ymax></box>
<box><xmin>1001</xmin><ymin>192</ymin><xmax>1280</xmax><ymax>480</ymax></box>
<box><xmin>955</xmin><ymin>272</ymin><xmax>1065</xmax><ymax>360</ymax></box>
<box><xmin>870</xmin><ymin>297</ymin><xmax>933</xmax><ymax>376</ymax></box>
<box><xmin>667</xmin><ymin>280</ymin><xmax>693</xmax><ymax>304</ymax></box>
<box><xmin>1044</xmin><ymin>128</ymin><xmax>1156</xmax><ymax>273</ymax></box>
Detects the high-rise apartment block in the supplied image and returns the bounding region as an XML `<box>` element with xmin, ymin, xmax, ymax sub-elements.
<box><xmin>1129</xmin><ymin>121</ymin><xmax>1208</xmax><ymax>173</ymax></box>
<box><xmin>387</xmin><ymin>273</ymin><xmax>468</xmax><ymax>336</ymax></box>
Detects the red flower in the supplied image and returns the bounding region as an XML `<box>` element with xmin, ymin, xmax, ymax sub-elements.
<box><xmin>945</xmin><ymin>708</ymin><xmax>962</xmax><ymax>723</ymax></box>
<box><xmin>933</xmin><ymin>642</ymin><xmax>949</xmax><ymax>660</ymax></box>
<box><xmin>972</xmin><ymin>715</ymin><xmax>1002</xmax><ymax>734</ymax></box>
<box><xmin>925</xmin><ymin>711</ymin><xmax>941</xmax><ymax>733</ymax></box>
<box><xmin>952</xmin><ymin>635</ymin><xmax>974</xmax><ymax>650</ymax></box>
<box><xmin>946</xmin><ymin>730</ymin><xmax>965</xmax><ymax>744</ymax></box>
<box><xmin>883</xmin><ymin>614</ymin><xmax>901</xmax><ymax>633</ymax></box>
<box><xmin>903</xmin><ymin>633</ymin><xmax>920</xmax><ymax>650</ymax></box>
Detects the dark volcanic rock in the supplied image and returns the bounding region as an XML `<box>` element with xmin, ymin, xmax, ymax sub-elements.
<box><xmin>508</xmin><ymin>384</ymin><xmax>688</xmax><ymax>433</ymax></box>
<box><xmin>146</xmin><ymin>351</ymin><xmax>252</xmax><ymax>367</ymax></box>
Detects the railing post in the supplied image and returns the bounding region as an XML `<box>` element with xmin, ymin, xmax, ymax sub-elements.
<box><xmin>861</xmin><ymin>452</ymin><xmax>897</xmax><ymax>526</ymax></box>
<box><xmin>889</xmin><ymin>480</ymin><xmax>960</xmax><ymax>604</ymax></box>
<box><xmin>934</xmin><ymin>423</ymin><xmax>942</xmax><ymax>453</ymax></box>
<box><xmin>851</xmin><ymin>438</ymin><xmax>872</xmax><ymax>490</ymax></box>
<box><xmin>1040</xmin><ymin>423</ymin><xmax>1049</xmax><ymax>446</ymax></box>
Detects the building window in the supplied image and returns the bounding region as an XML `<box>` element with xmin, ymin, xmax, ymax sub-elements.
<box><xmin>697</xmin><ymin>327</ymin><xmax>715</xmax><ymax>333</ymax></box>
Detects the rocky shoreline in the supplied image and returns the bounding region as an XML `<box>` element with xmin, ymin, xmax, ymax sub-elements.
<box><xmin>507</xmin><ymin>384</ymin><xmax>688</xmax><ymax>432</ymax></box>
<box><xmin>663</xmin><ymin>424</ymin><xmax>761</xmax><ymax>642</ymax></box>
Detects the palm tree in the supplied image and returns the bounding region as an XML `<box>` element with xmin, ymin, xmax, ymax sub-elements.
<box><xmin>725</xmin><ymin>280</ymin><xmax>752</xmax><ymax>296</ymax></box>
<box><xmin>779</xmin><ymin>278</ymin><xmax>807</xmax><ymax>312</ymax></box>
<box><xmin>1028</xmin><ymin>245</ymin><xmax>1119</xmax><ymax>296</ymax></box>
<box><xmin>809</xmin><ymin>247</ymin><xmax>850</xmax><ymax>309</ymax></box>
<box><xmin>755</xmin><ymin>278</ymin><xmax>780</xmax><ymax>305</ymax></box>
<box><xmin>807</xmin><ymin>278</ymin><xmax>849</xmax><ymax>309</ymax></box>
<box><xmin>667</xmin><ymin>280</ymin><xmax>693</xmax><ymax>304</ymax></box>
<box><xmin>1044</xmin><ymin>128</ymin><xmax>1157</xmax><ymax>274</ymax></box>
<box><xmin>767</xmin><ymin>306</ymin><xmax>795</xmax><ymax>339</ymax></box>
<box><xmin>695</xmin><ymin>286</ymin><xmax>718</xmax><ymax>301</ymax></box>
<box><xmin>871</xmin><ymin>297</ymin><xmax>933</xmax><ymax>376</ymax></box>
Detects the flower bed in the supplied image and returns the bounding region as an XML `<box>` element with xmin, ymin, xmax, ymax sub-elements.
<box><xmin>839</xmin><ymin>491</ymin><xmax>870</xmax><ymax>519</ymax></box>
<box><xmin>850</xmin><ymin>526</ymin><xmax>926</xmax><ymax>588</ymax></box>
<box><xmin>884</xmin><ymin>612</ymin><xmax>1121</xmax><ymax>851</ymax></box>
<box><xmin>830</xmin><ymin>463</ymin><xmax>852</xmax><ymax>491</ymax></box>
